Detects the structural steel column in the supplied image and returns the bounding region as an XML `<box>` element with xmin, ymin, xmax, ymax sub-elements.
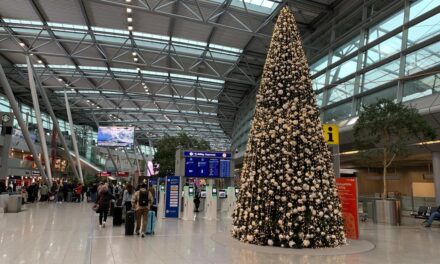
<box><xmin>432</xmin><ymin>152</ymin><xmax>440</xmax><ymax>205</ymax></box>
<box><xmin>27</xmin><ymin>56</ymin><xmax>53</xmax><ymax>185</ymax></box>
<box><xmin>0</xmin><ymin>63</ymin><xmax>48</xmax><ymax>181</ymax></box>
<box><xmin>64</xmin><ymin>91</ymin><xmax>84</xmax><ymax>184</ymax></box>
<box><xmin>28</xmin><ymin>60</ymin><xmax>81</xmax><ymax>182</ymax></box>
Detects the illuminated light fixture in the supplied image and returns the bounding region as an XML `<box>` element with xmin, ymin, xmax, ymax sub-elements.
<box><xmin>37</xmin><ymin>60</ymin><xmax>43</xmax><ymax>64</ymax></box>
<box><xmin>58</xmin><ymin>78</ymin><xmax>63</xmax><ymax>82</ymax></box>
<box><xmin>125</xmin><ymin>0</ymin><xmax>132</xmax><ymax>2</ymax></box>
<box><xmin>132</xmin><ymin>52</ymin><xmax>137</xmax><ymax>56</ymax></box>
<box><xmin>127</xmin><ymin>17</ymin><xmax>133</xmax><ymax>22</ymax></box>
<box><xmin>96</xmin><ymin>106</ymin><xmax>101</xmax><ymax>109</ymax></box>
<box><xmin>126</xmin><ymin>8</ymin><xmax>132</xmax><ymax>13</ymax></box>
<box><xmin>416</xmin><ymin>140</ymin><xmax>440</xmax><ymax>145</ymax></box>
<box><xmin>86</xmin><ymin>100</ymin><xmax>90</xmax><ymax>102</ymax></box>
<box><xmin>128</xmin><ymin>25</ymin><xmax>133</xmax><ymax>31</ymax></box>
<box><xmin>136</xmin><ymin>67</ymin><xmax>141</xmax><ymax>71</ymax></box>
<box><xmin>30</xmin><ymin>53</ymin><xmax>34</xmax><ymax>56</ymax></box>
<box><xmin>340</xmin><ymin>150</ymin><xmax>359</xmax><ymax>155</ymax></box>
<box><xmin>70</xmin><ymin>88</ymin><xmax>75</xmax><ymax>91</ymax></box>
<box><xmin>19</xmin><ymin>42</ymin><xmax>25</xmax><ymax>47</ymax></box>
<box><xmin>133</xmin><ymin>57</ymin><xmax>138</xmax><ymax>62</ymax></box>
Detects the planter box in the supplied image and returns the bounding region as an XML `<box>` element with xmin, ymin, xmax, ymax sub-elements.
<box><xmin>374</xmin><ymin>199</ymin><xmax>401</xmax><ymax>225</ymax></box>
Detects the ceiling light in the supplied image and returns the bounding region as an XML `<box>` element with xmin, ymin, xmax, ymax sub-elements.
<box><xmin>37</xmin><ymin>60</ymin><xmax>43</xmax><ymax>64</ymax></box>
<box><xmin>128</xmin><ymin>25</ymin><xmax>133</xmax><ymax>31</ymax></box>
<box><xmin>71</xmin><ymin>88</ymin><xmax>75</xmax><ymax>91</ymax></box>
<box><xmin>96</xmin><ymin>106</ymin><xmax>101</xmax><ymax>109</ymax></box>
<box><xmin>19</xmin><ymin>42</ymin><xmax>25</xmax><ymax>47</ymax></box>
<box><xmin>86</xmin><ymin>100</ymin><xmax>90</xmax><ymax>102</ymax></box>
<box><xmin>136</xmin><ymin>67</ymin><xmax>141</xmax><ymax>71</ymax></box>
<box><xmin>133</xmin><ymin>57</ymin><xmax>138</xmax><ymax>62</ymax></box>
<box><xmin>132</xmin><ymin>52</ymin><xmax>137</xmax><ymax>56</ymax></box>
<box><xmin>126</xmin><ymin>8</ymin><xmax>132</xmax><ymax>13</ymax></box>
<box><xmin>58</xmin><ymin>78</ymin><xmax>63</xmax><ymax>82</ymax></box>
<box><xmin>125</xmin><ymin>0</ymin><xmax>132</xmax><ymax>3</ymax></box>
<box><xmin>127</xmin><ymin>17</ymin><xmax>133</xmax><ymax>23</ymax></box>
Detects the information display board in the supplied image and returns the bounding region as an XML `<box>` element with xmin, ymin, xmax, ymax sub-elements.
<box><xmin>336</xmin><ymin>178</ymin><xmax>359</xmax><ymax>240</ymax></box>
<box><xmin>183</xmin><ymin>151</ymin><xmax>232</xmax><ymax>178</ymax></box>
<box><xmin>165</xmin><ymin>176</ymin><xmax>180</xmax><ymax>218</ymax></box>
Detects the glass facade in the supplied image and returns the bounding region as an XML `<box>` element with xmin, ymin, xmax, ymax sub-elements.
<box><xmin>231</xmin><ymin>0</ymin><xmax>440</xmax><ymax>153</ymax></box>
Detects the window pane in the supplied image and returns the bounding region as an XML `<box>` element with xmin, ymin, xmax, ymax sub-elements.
<box><xmin>403</xmin><ymin>73</ymin><xmax>440</xmax><ymax>101</ymax></box>
<box><xmin>324</xmin><ymin>102</ymin><xmax>352</xmax><ymax>122</ymax></box>
<box><xmin>329</xmin><ymin>56</ymin><xmax>358</xmax><ymax>83</ymax></box>
<box><xmin>312</xmin><ymin>74</ymin><xmax>326</xmax><ymax>91</ymax></box>
<box><xmin>364</xmin><ymin>33</ymin><xmax>402</xmax><ymax>66</ymax></box>
<box><xmin>409</xmin><ymin>0</ymin><xmax>439</xmax><ymax>21</ymax></box>
<box><xmin>406</xmin><ymin>41</ymin><xmax>440</xmax><ymax>75</ymax></box>
<box><xmin>331</xmin><ymin>36</ymin><xmax>361</xmax><ymax>64</ymax></box>
<box><xmin>407</xmin><ymin>13</ymin><xmax>440</xmax><ymax>47</ymax></box>
<box><xmin>310</xmin><ymin>56</ymin><xmax>328</xmax><ymax>75</ymax></box>
<box><xmin>361</xmin><ymin>86</ymin><xmax>397</xmax><ymax>107</ymax></box>
<box><xmin>315</xmin><ymin>92</ymin><xmax>324</xmax><ymax>107</ymax></box>
<box><xmin>362</xmin><ymin>59</ymin><xmax>400</xmax><ymax>91</ymax></box>
<box><xmin>327</xmin><ymin>78</ymin><xmax>356</xmax><ymax>105</ymax></box>
<box><xmin>368</xmin><ymin>10</ymin><xmax>404</xmax><ymax>43</ymax></box>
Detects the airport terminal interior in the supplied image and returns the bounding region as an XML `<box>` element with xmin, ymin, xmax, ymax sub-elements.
<box><xmin>0</xmin><ymin>0</ymin><xmax>440</xmax><ymax>263</ymax></box>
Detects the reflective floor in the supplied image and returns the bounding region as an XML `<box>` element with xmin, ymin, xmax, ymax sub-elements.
<box><xmin>0</xmin><ymin>202</ymin><xmax>439</xmax><ymax>264</ymax></box>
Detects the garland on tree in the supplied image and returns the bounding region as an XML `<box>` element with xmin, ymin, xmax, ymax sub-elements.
<box><xmin>232</xmin><ymin>7</ymin><xmax>346</xmax><ymax>249</ymax></box>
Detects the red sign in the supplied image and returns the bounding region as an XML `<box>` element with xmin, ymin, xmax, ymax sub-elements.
<box><xmin>336</xmin><ymin>178</ymin><xmax>359</xmax><ymax>240</ymax></box>
<box><xmin>97</xmin><ymin>171</ymin><xmax>112</xmax><ymax>177</ymax></box>
<box><xmin>117</xmin><ymin>172</ymin><xmax>129</xmax><ymax>177</ymax></box>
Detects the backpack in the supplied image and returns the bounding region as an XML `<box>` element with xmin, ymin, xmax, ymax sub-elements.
<box><xmin>139</xmin><ymin>191</ymin><xmax>149</xmax><ymax>207</ymax></box>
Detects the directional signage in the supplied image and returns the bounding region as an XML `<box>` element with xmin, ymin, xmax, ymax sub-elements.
<box><xmin>183</xmin><ymin>150</ymin><xmax>232</xmax><ymax>178</ymax></box>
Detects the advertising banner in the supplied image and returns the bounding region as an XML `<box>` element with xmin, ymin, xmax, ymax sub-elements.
<box><xmin>165</xmin><ymin>176</ymin><xmax>180</xmax><ymax>218</ymax></box>
<box><xmin>97</xmin><ymin>126</ymin><xmax>134</xmax><ymax>147</ymax></box>
<box><xmin>336</xmin><ymin>178</ymin><xmax>359</xmax><ymax>240</ymax></box>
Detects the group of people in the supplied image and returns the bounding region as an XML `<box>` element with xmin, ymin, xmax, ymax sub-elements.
<box><xmin>94</xmin><ymin>182</ymin><xmax>155</xmax><ymax>237</ymax></box>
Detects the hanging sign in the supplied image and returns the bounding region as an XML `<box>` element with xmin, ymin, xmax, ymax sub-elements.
<box><xmin>322</xmin><ymin>124</ymin><xmax>339</xmax><ymax>145</ymax></box>
<box><xmin>336</xmin><ymin>178</ymin><xmax>359</xmax><ymax>240</ymax></box>
<box><xmin>116</xmin><ymin>171</ymin><xmax>129</xmax><ymax>177</ymax></box>
<box><xmin>165</xmin><ymin>176</ymin><xmax>180</xmax><ymax>218</ymax></box>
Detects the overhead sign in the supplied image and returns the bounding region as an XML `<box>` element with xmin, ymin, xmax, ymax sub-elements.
<box><xmin>183</xmin><ymin>150</ymin><xmax>232</xmax><ymax>178</ymax></box>
<box><xmin>322</xmin><ymin>124</ymin><xmax>339</xmax><ymax>145</ymax></box>
<box><xmin>165</xmin><ymin>176</ymin><xmax>180</xmax><ymax>218</ymax></box>
<box><xmin>116</xmin><ymin>171</ymin><xmax>129</xmax><ymax>177</ymax></box>
<box><xmin>183</xmin><ymin>151</ymin><xmax>231</xmax><ymax>159</ymax></box>
<box><xmin>96</xmin><ymin>171</ymin><xmax>112</xmax><ymax>177</ymax></box>
<box><xmin>336</xmin><ymin>178</ymin><xmax>359</xmax><ymax>240</ymax></box>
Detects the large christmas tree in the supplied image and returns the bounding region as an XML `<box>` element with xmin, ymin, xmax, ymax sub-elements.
<box><xmin>232</xmin><ymin>7</ymin><xmax>346</xmax><ymax>248</ymax></box>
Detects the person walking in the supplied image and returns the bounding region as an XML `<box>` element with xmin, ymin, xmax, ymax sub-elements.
<box><xmin>132</xmin><ymin>184</ymin><xmax>153</xmax><ymax>237</ymax></box>
<box><xmin>40</xmin><ymin>183</ymin><xmax>49</xmax><ymax>202</ymax></box>
<box><xmin>95</xmin><ymin>185</ymin><xmax>115</xmax><ymax>228</ymax></box>
<box><xmin>122</xmin><ymin>184</ymin><xmax>134</xmax><ymax>212</ymax></box>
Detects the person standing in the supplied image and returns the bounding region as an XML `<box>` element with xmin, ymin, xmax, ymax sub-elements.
<box><xmin>40</xmin><ymin>183</ymin><xmax>49</xmax><ymax>202</ymax></box>
<box><xmin>122</xmin><ymin>184</ymin><xmax>134</xmax><ymax>212</ymax></box>
<box><xmin>96</xmin><ymin>185</ymin><xmax>115</xmax><ymax>228</ymax></box>
<box><xmin>132</xmin><ymin>184</ymin><xmax>153</xmax><ymax>237</ymax></box>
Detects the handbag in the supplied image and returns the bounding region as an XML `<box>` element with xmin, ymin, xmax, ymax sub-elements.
<box><xmin>92</xmin><ymin>204</ymin><xmax>99</xmax><ymax>212</ymax></box>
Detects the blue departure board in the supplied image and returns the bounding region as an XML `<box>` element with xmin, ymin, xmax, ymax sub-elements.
<box><xmin>208</xmin><ymin>159</ymin><xmax>219</xmax><ymax>177</ymax></box>
<box><xmin>220</xmin><ymin>159</ymin><xmax>231</xmax><ymax>177</ymax></box>
<box><xmin>185</xmin><ymin>157</ymin><xmax>197</xmax><ymax>177</ymax></box>
<box><xmin>197</xmin><ymin>158</ymin><xmax>208</xmax><ymax>177</ymax></box>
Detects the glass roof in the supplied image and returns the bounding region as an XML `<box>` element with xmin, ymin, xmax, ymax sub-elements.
<box><xmin>208</xmin><ymin>0</ymin><xmax>278</xmax><ymax>14</ymax></box>
<box><xmin>2</xmin><ymin>18</ymin><xmax>243</xmax><ymax>62</ymax></box>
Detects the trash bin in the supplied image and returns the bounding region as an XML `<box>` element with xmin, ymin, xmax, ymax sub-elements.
<box><xmin>7</xmin><ymin>195</ymin><xmax>22</xmax><ymax>213</ymax></box>
<box><xmin>374</xmin><ymin>199</ymin><xmax>400</xmax><ymax>225</ymax></box>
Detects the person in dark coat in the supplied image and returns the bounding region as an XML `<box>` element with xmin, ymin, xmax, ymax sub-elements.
<box><xmin>96</xmin><ymin>184</ymin><xmax>115</xmax><ymax>228</ymax></box>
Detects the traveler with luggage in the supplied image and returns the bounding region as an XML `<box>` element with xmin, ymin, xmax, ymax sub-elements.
<box><xmin>132</xmin><ymin>184</ymin><xmax>153</xmax><ymax>237</ymax></box>
<box><xmin>425</xmin><ymin>206</ymin><xmax>440</xmax><ymax>227</ymax></box>
<box><xmin>95</xmin><ymin>185</ymin><xmax>115</xmax><ymax>228</ymax></box>
<box><xmin>122</xmin><ymin>184</ymin><xmax>134</xmax><ymax>212</ymax></box>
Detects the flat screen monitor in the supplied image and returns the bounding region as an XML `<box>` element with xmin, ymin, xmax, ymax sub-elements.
<box><xmin>97</xmin><ymin>126</ymin><xmax>134</xmax><ymax>147</ymax></box>
<box><xmin>212</xmin><ymin>187</ymin><xmax>217</xmax><ymax>196</ymax></box>
<box><xmin>188</xmin><ymin>187</ymin><xmax>194</xmax><ymax>196</ymax></box>
<box><xmin>219</xmin><ymin>190</ymin><xmax>226</xmax><ymax>198</ymax></box>
<box><xmin>200</xmin><ymin>191</ymin><xmax>207</xmax><ymax>198</ymax></box>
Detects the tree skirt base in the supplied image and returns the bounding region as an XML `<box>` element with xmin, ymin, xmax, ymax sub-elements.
<box><xmin>211</xmin><ymin>232</ymin><xmax>374</xmax><ymax>256</ymax></box>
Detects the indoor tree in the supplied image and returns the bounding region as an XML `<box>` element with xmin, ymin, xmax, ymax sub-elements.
<box><xmin>153</xmin><ymin>133</ymin><xmax>210</xmax><ymax>177</ymax></box>
<box><xmin>354</xmin><ymin>99</ymin><xmax>436</xmax><ymax>198</ymax></box>
<box><xmin>232</xmin><ymin>7</ymin><xmax>346</xmax><ymax>248</ymax></box>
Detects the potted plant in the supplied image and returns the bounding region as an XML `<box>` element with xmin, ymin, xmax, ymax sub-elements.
<box><xmin>354</xmin><ymin>99</ymin><xmax>436</xmax><ymax>224</ymax></box>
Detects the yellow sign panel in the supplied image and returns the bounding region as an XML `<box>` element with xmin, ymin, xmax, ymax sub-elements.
<box><xmin>322</xmin><ymin>124</ymin><xmax>339</xmax><ymax>145</ymax></box>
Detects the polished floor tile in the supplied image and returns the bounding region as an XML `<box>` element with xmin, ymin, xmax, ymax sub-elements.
<box><xmin>0</xmin><ymin>202</ymin><xmax>439</xmax><ymax>264</ymax></box>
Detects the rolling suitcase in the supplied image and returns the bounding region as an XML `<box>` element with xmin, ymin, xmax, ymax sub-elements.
<box><xmin>125</xmin><ymin>210</ymin><xmax>135</xmax><ymax>235</ymax></box>
<box><xmin>113</xmin><ymin>206</ymin><xmax>123</xmax><ymax>226</ymax></box>
<box><xmin>146</xmin><ymin>210</ymin><xmax>156</xmax><ymax>235</ymax></box>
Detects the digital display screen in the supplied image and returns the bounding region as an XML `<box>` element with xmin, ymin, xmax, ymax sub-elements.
<box><xmin>189</xmin><ymin>187</ymin><xmax>194</xmax><ymax>196</ymax></box>
<box><xmin>197</xmin><ymin>158</ymin><xmax>208</xmax><ymax>177</ymax></box>
<box><xmin>219</xmin><ymin>190</ymin><xmax>226</xmax><ymax>198</ymax></box>
<box><xmin>220</xmin><ymin>159</ymin><xmax>231</xmax><ymax>177</ymax></box>
<box><xmin>185</xmin><ymin>157</ymin><xmax>197</xmax><ymax>177</ymax></box>
<box><xmin>200</xmin><ymin>191</ymin><xmax>206</xmax><ymax>198</ymax></box>
<box><xmin>212</xmin><ymin>188</ymin><xmax>217</xmax><ymax>196</ymax></box>
<box><xmin>208</xmin><ymin>159</ymin><xmax>219</xmax><ymax>177</ymax></box>
<box><xmin>97</xmin><ymin>126</ymin><xmax>134</xmax><ymax>147</ymax></box>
